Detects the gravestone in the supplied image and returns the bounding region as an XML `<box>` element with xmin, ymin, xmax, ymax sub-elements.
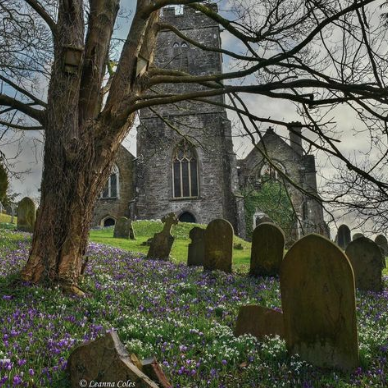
<box><xmin>337</xmin><ymin>224</ymin><xmax>351</xmax><ymax>249</ymax></box>
<box><xmin>254</xmin><ymin>213</ymin><xmax>273</xmax><ymax>228</ymax></box>
<box><xmin>345</xmin><ymin>237</ymin><xmax>384</xmax><ymax>292</ymax></box>
<box><xmin>375</xmin><ymin>234</ymin><xmax>388</xmax><ymax>259</ymax></box>
<box><xmin>187</xmin><ymin>227</ymin><xmax>205</xmax><ymax>266</ymax></box>
<box><xmin>234</xmin><ymin>305</ymin><xmax>284</xmax><ymax>340</ymax></box>
<box><xmin>68</xmin><ymin>331</ymin><xmax>158</xmax><ymax>388</ymax></box>
<box><xmin>147</xmin><ymin>213</ymin><xmax>178</xmax><ymax>261</ymax></box>
<box><xmin>352</xmin><ymin>233</ymin><xmax>364</xmax><ymax>241</ymax></box>
<box><xmin>16</xmin><ymin>197</ymin><xmax>36</xmax><ymax>233</ymax></box>
<box><xmin>280</xmin><ymin>234</ymin><xmax>359</xmax><ymax>371</ymax></box>
<box><xmin>114</xmin><ymin>217</ymin><xmax>136</xmax><ymax>240</ymax></box>
<box><xmin>204</xmin><ymin>219</ymin><xmax>233</xmax><ymax>273</ymax></box>
<box><xmin>250</xmin><ymin>223</ymin><xmax>285</xmax><ymax>277</ymax></box>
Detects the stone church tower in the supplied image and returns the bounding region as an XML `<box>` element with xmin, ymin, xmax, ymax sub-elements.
<box><xmin>136</xmin><ymin>4</ymin><xmax>245</xmax><ymax>235</ymax></box>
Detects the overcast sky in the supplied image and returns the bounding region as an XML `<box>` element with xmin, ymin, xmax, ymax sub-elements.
<box><xmin>3</xmin><ymin>1</ymin><xmax>387</xmax><ymax>237</ymax></box>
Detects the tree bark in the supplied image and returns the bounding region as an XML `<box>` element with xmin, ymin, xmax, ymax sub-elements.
<box><xmin>20</xmin><ymin>0</ymin><xmax>158</xmax><ymax>293</ymax></box>
<box><xmin>20</xmin><ymin>122</ymin><xmax>128</xmax><ymax>293</ymax></box>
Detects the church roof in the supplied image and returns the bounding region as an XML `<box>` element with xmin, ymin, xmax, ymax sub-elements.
<box><xmin>241</xmin><ymin>127</ymin><xmax>299</xmax><ymax>164</ymax></box>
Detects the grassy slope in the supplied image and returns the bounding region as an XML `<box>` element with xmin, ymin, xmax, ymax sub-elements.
<box><xmin>89</xmin><ymin>220</ymin><xmax>251</xmax><ymax>268</ymax></box>
<box><xmin>0</xmin><ymin>213</ymin><xmax>15</xmax><ymax>223</ymax></box>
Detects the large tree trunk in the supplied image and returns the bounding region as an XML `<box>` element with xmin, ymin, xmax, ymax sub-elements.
<box><xmin>20</xmin><ymin>0</ymin><xmax>159</xmax><ymax>293</ymax></box>
<box><xmin>20</xmin><ymin>126</ymin><xmax>121</xmax><ymax>292</ymax></box>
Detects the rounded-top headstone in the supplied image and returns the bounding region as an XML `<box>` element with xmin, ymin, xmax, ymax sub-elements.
<box><xmin>255</xmin><ymin>215</ymin><xmax>273</xmax><ymax>228</ymax></box>
<box><xmin>345</xmin><ymin>237</ymin><xmax>384</xmax><ymax>292</ymax></box>
<box><xmin>16</xmin><ymin>197</ymin><xmax>36</xmax><ymax>233</ymax></box>
<box><xmin>187</xmin><ymin>227</ymin><xmax>205</xmax><ymax>267</ymax></box>
<box><xmin>280</xmin><ymin>234</ymin><xmax>359</xmax><ymax>371</ymax></box>
<box><xmin>250</xmin><ymin>223</ymin><xmax>285</xmax><ymax>277</ymax></box>
<box><xmin>375</xmin><ymin>234</ymin><xmax>388</xmax><ymax>258</ymax></box>
<box><xmin>375</xmin><ymin>234</ymin><xmax>387</xmax><ymax>246</ymax></box>
<box><xmin>352</xmin><ymin>233</ymin><xmax>364</xmax><ymax>241</ymax></box>
<box><xmin>204</xmin><ymin>219</ymin><xmax>234</xmax><ymax>273</ymax></box>
<box><xmin>337</xmin><ymin>224</ymin><xmax>351</xmax><ymax>249</ymax></box>
<box><xmin>113</xmin><ymin>217</ymin><xmax>131</xmax><ymax>239</ymax></box>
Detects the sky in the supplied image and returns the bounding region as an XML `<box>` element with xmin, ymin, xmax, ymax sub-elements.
<box><xmin>2</xmin><ymin>0</ymin><xmax>387</xmax><ymax>236</ymax></box>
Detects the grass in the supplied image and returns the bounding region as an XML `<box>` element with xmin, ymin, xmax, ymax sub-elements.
<box><xmin>0</xmin><ymin>213</ymin><xmax>15</xmax><ymax>224</ymax></box>
<box><xmin>0</xmin><ymin>228</ymin><xmax>388</xmax><ymax>387</ymax></box>
<box><xmin>89</xmin><ymin>220</ymin><xmax>251</xmax><ymax>268</ymax></box>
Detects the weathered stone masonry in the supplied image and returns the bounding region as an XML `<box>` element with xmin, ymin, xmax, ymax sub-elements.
<box><xmin>136</xmin><ymin>4</ymin><xmax>245</xmax><ymax>234</ymax></box>
<box><xmin>92</xmin><ymin>4</ymin><xmax>326</xmax><ymax>241</ymax></box>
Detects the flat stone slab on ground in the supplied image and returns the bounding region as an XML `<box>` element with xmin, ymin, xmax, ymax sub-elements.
<box><xmin>67</xmin><ymin>332</ymin><xmax>159</xmax><ymax>388</ymax></box>
<box><xmin>234</xmin><ymin>305</ymin><xmax>285</xmax><ymax>340</ymax></box>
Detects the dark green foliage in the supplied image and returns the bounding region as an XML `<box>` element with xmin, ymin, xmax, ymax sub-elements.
<box><xmin>243</xmin><ymin>181</ymin><xmax>295</xmax><ymax>239</ymax></box>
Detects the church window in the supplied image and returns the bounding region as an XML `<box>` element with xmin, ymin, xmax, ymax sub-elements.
<box><xmin>258</xmin><ymin>161</ymin><xmax>285</xmax><ymax>183</ymax></box>
<box><xmin>173</xmin><ymin>141</ymin><xmax>199</xmax><ymax>198</ymax></box>
<box><xmin>101</xmin><ymin>164</ymin><xmax>119</xmax><ymax>199</ymax></box>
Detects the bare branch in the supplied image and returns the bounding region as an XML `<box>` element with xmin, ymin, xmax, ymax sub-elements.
<box><xmin>0</xmin><ymin>93</ymin><xmax>44</xmax><ymax>123</ymax></box>
<box><xmin>24</xmin><ymin>0</ymin><xmax>57</xmax><ymax>36</ymax></box>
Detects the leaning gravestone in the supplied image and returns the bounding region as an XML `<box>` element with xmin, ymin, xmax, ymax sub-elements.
<box><xmin>250</xmin><ymin>223</ymin><xmax>285</xmax><ymax>277</ymax></box>
<box><xmin>16</xmin><ymin>197</ymin><xmax>36</xmax><ymax>233</ymax></box>
<box><xmin>203</xmin><ymin>219</ymin><xmax>233</xmax><ymax>273</ymax></box>
<box><xmin>280</xmin><ymin>234</ymin><xmax>359</xmax><ymax>371</ymax></box>
<box><xmin>352</xmin><ymin>233</ymin><xmax>364</xmax><ymax>241</ymax></box>
<box><xmin>234</xmin><ymin>305</ymin><xmax>285</xmax><ymax>340</ymax></box>
<box><xmin>114</xmin><ymin>217</ymin><xmax>136</xmax><ymax>240</ymax></box>
<box><xmin>68</xmin><ymin>331</ymin><xmax>158</xmax><ymax>388</ymax></box>
<box><xmin>337</xmin><ymin>224</ymin><xmax>351</xmax><ymax>249</ymax></box>
<box><xmin>375</xmin><ymin>234</ymin><xmax>388</xmax><ymax>259</ymax></box>
<box><xmin>187</xmin><ymin>227</ymin><xmax>205</xmax><ymax>266</ymax></box>
<box><xmin>345</xmin><ymin>237</ymin><xmax>384</xmax><ymax>292</ymax></box>
<box><xmin>147</xmin><ymin>213</ymin><xmax>178</xmax><ymax>261</ymax></box>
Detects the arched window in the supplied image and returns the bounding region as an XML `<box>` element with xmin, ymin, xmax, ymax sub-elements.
<box><xmin>258</xmin><ymin>161</ymin><xmax>286</xmax><ymax>183</ymax></box>
<box><xmin>179</xmin><ymin>211</ymin><xmax>196</xmax><ymax>223</ymax></box>
<box><xmin>101</xmin><ymin>164</ymin><xmax>119</xmax><ymax>199</ymax></box>
<box><xmin>172</xmin><ymin>42</ymin><xmax>189</xmax><ymax>70</ymax></box>
<box><xmin>172</xmin><ymin>140</ymin><xmax>199</xmax><ymax>198</ymax></box>
<box><xmin>103</xmin><ymin>217</ymin><xmax>116</xmax><ymax>227</ymax></box>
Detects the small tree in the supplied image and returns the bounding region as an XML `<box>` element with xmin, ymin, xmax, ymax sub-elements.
<box><xmin>243</xmin><ymin>181</ymin><xmax>295</xmax><ymax>239</ymax></box>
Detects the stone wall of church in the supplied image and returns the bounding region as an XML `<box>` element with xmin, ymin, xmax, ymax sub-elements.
<box><xmin>91</xmin><ymin>146</ymin><xmax>135</xmax><ymax>227</ymax></box>
<box><xmin>136</xmin><ymin>4</ymin><xmax>244</xmax><ymax>235</ymax></box>
<box><xmin>136</xmin><ymin>113</ymin><xmax>241</xmax><ymax>231</ymax></box>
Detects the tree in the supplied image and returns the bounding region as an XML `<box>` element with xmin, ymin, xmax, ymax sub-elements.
<box><xmin>1</xmin><ymin>0</ymin><xmax>388</xmax><ymax>292</ymax></box>
<box><xmin>0</xmin><ymin>161</ymin><xmax>8</xmax><ymax>202</ymax></box>
<box><xmin>243</xmin><ymin>180</ymin><xmax>295</xmax><ymax>240</ymax></box>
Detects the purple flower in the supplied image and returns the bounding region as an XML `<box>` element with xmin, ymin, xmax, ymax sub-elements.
<box><xmin>12</xmin><ymin>375</ymin><xmax>22</xmax><ymax>386</ymax></box>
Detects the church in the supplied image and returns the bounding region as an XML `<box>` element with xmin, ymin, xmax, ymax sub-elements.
<box><xmin>92</xmin><ymin>4</ymin><xmax>327</xmax><ymax>240</ymax></box>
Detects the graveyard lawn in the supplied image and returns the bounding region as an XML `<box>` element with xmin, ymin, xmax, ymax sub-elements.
<box><xmin>89</xmin><ymin>220</ymin><xmax>252</xmax><ymax>268</ymax></box>
<box><xmin>0</xmin><ymin>214</ymin><xmax>15</xmax><ymax>224</ymax></box>
<box><xmin>1</xmin><ymin>229</ymin><xmax>388</xmax><ymax>387</ymax></box>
